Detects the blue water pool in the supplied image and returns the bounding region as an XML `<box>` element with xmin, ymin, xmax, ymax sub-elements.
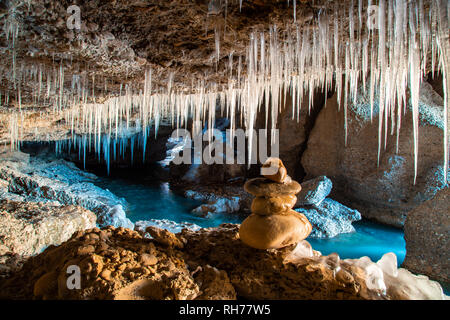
<box><xmin>308</xmin><ymin>220</ymin><xmax>406</xmax><ymax>264</ymax></box>
<box><xmin>93</xmin><ymin>175</ymin><xmax>244</xmax><ymax>228</ymax></box>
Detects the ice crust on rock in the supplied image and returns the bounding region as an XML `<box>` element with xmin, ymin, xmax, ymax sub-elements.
<box><xmin>296</xmin><ymin>176</ymin><xmax>332</xmax><ymax>206</ymax></box>
<box><xmin>296</xmin><ymin>198</ymin><xmax>361</xmax><ymax>238</ymax></box>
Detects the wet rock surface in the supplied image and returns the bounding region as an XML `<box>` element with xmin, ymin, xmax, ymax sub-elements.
<box><xmin>0</xmin><ymin>224</ymin><xmax>445</xmax><ymax>300</ymax></box>
<box><xmin>295</xmin><ymin>176</ymin><xmax>333</xmax><ymax>207</ymax></box>
<box><xmin>296</xmin><ymin>198</ymin><xmax>362</xmax><ymax>238</ymax></box>
<box><xmin>0</xmin><ymin>152</ymin><xmax>133</xmax><ymax>229</ymax></box>
<box><xmin>0</xmin><ymin>200</ymin><xmax>96</xmax><ymax>277</ymax></box>
<box><xmin>0</xmin><ymin>200</ymin><xmax>96</xmax><ymax>257</ymax></box>
<box><xmin>402</xmin><ymin>188</ymin><xmax>450</xmax><ymax>284</ymax></box>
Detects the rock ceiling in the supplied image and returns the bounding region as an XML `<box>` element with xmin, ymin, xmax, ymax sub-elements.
<box><xmin>0</xmin><ymin>0</ymin><xmax>326</xmax><ymax>98</ymax></box>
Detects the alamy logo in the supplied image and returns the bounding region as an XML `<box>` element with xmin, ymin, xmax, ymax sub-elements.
<box><xmin>67</xmin><ymin>5</ymin><xmax>81</xmax><ymax>30</ymax></box>
<box><xmin>170</xmin><ymin>126</ymin><xmax>280</xmax><ymax>175</ymax></box>
<box><xmin>66</xmin><ymin>265</ymin><xmax>81</xmax><ymax>290</ymax></box>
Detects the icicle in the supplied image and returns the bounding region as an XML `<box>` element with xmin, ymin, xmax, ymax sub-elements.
<box><xmin>215</xmin><ymin>28</ymin><xmax>220</xmax><ymax>67</ymax></box>
<box><xmin>377</xmin><ymin>0</ymin><xmax>386</xmax><ymax>167</ymax></box>
<box><xmin>293</xmin><ymin>0</ymin><xmax>296</xmax><ymax>23</ymax></box>
<box><xmin>409</xmin><ymin>3</ymin><xmax>421</xmax><ymax>185</ymax></box>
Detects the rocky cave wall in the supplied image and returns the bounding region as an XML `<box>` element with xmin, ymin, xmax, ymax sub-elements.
<box><xmin>0</xmin><ymin>0</ymin><xmax>448</xmax><ymax>294</ymax></box>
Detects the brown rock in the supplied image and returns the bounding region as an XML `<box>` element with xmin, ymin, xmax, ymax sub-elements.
<box><xmin>34</xmin><ymin>271</ymin><xmax>58</xmax><ymax>298</ymax></box>
<box><xmin>0</xmin><ymin>225</ymin><xmax>445</xmax><ymax>300</ymax></box>
<box><xmin>146</xmin><ymin>226</ymin><xmax>184</xmax><ymax>249</ymax></box>
<box><xmin>140</xmin><ymin>253</ymin><xmax>158</xmax><ymax>266</ymax></box>
<box><xmin>244</xmin><ymin>177</ymin><xmax>301</xmax><ymax>197</ymax></box>
<box><xmin>402</xmin><ymin>188</ymin><xmax>450</xmax><ymax>283</ymax></box>
<box><xmin>238</xmin><ymin>210</ymin><xmax>312</xmax><ymax>249</ymax></box>
<box><xmin>261</xmin><ymin>157</ymin><xmax>288</xmax><ymax>183</ymax></box>
<box><xmin>251</xmin><ymin>195</ymin><xmax>297</xmax><ymax>215</ymax></box>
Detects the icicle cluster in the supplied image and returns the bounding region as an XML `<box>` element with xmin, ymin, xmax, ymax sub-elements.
<box><xmin>3</xmin><ymin>0</ymin><xmax>449</xmax><ymax>183</ymax></box>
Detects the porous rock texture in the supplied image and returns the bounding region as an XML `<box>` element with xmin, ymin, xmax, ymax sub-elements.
<box><xmin>0</xmin><ymin>224</ymin><xmax>446</xmax><ymax>300</ymax></box>
<box><xmin>302</xmin><ymin>84</ymin><xmax>448</xmax><ymax>227</ymax></box>
<box><xmin>296</xmin><ymin>198</ymin><xmax>361</xmax><ymax>238</ymax></box>
<box><xmin>0</xmin><ymin>200</ymin><xmax>96</xmax><ymax>258</ymax></box>
<box><xmin>0</xmin><ymin>200</ymin><xmax>96</xmax><ymax>278</ymax></box>
<box><xmin>402</xmin><ymin>187</ymin><xmax>450</xmax><ymax>284</ymax></box>
<box><xmin>295</xmin><ymin>175</ymin><xmax>333</xmax><ymax>207</ymax></box>
<box><xmin>0</xmin><ymin>225</ymin><xmax>236</xmax><ymax>300</ymax></box>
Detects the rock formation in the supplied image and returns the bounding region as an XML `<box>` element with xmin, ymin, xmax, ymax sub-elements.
<box><xmin>185</xmin><ymin>190</ymin><xmax>240</xmax><ymax>218</ymax></box>
<box><xmin>239</xmin><ymin>158</ymin><xmax>312</xmax><ymax>249</ymax></box>
<box><xmin>402</xmin><ymin>188</ymin><xmax>450</xmax><ymax>284</ymax></box>
<box><xmin>302</xmin><ymin>83</ymin><xmax>448</xmax><ymax>227</ymax></box>
<box><xmin>0</xmin><ymin>224</ymin><xmax>446</xmax><ymax>300</ymax></box>
<box><xmin>0</xmin><ymin>200</ymin><xmax>96</xmax><ymax>279</ymax></box>
<box><xmin>295</xmin><ymin>176</ymin><xmax>333</xmax><ymax>207</ymax></box>
<box><xmin>291</xmin><ymin>175</ymin><xmax>362</xmax><ymax>238</ymax></box>
<box><xmin>0</xmin><ymin>151</ymin><xmax>133</xmax><ymax>229</ymax></box>
<box><xmin>296</xmin><ymin>198</ymin><xmax>361</xmax><ymax>238</ymax></box>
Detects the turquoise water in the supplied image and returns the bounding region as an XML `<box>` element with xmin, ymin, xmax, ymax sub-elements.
<box><xmin>93</xmin><ymin>175</ymin><xmax>244</xmax><ymax>228</ymax></box>
<box><xmin>93</xmin><ymin>175</ymin><xmax>406</xmax><ymax>264</ymax></box>
<box><xmin>308</xmin><ymin>220</ymin><xmax>406</xmax><ymax>264</ymax></box>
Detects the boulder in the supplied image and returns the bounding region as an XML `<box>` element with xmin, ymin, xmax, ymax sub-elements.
<box><xmin>145</xmin><ymin>226</ymin><xmax>185</xmax><ymax>249</ymax></box>
<box><xmin>402</xmin><ymin>187</ymin><xmax>450</xmax><ymax>283</ymax></box>
<box><xmin>134</xmin><ymin>219</ymin><xmax>201</xmax><ymax>235</ymax></box>
<box><xmin>0</xmin><ymin>200</ymin><xmax>96</xmax><ymax>257</ymax></box>
<box><xmin>0</xmin><ymin>157</ymin><xmax>134</xmax><ymax>229</ymax></box>
<box><xmin>296</xmin><ymin>198</ymin><xmax>362</xmax><ymax>238</ymax></box>
<box><xmin>295</xmin><ymin>176</ymin><xmax>333</xmax><ymax>207</ymax></box>
<box><xmin>238</xmin><ymin>210</ymin><xmax>312</xmax><ymax>249</ymax></box>
<box><xmin>261</xmin><ymin>157</ymin><xmax>288</xmax><ymax>183</ymax></box>
<box><xmin>302</xmin><ymin>83</ymin><xmax>448</xmax><ymax>227</ymax></box>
